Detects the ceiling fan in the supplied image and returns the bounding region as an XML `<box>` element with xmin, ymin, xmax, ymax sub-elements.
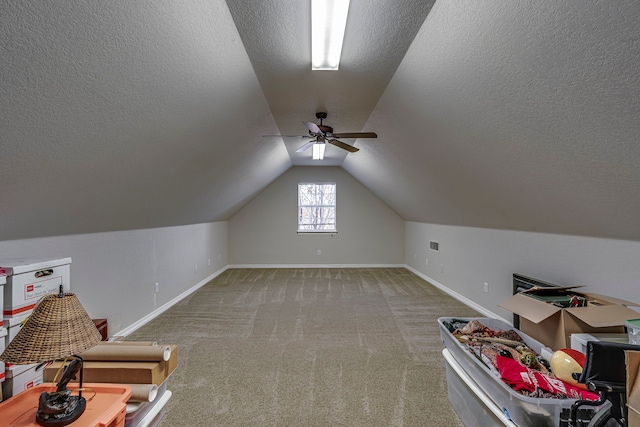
<box><xmin>266</xmin><ymin>112</ymin><xmax>377</xmax><ymax>154</ymax></box>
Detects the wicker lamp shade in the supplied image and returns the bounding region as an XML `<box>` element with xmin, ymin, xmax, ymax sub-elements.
<box><xmin>0</xmin><ymin>292</ymin><xmax>101</xmax><ymax>364</ymax></box>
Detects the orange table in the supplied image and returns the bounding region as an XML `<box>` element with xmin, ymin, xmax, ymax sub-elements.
<box><xmin>0</xmin><ymin>383</ymin><xmax>131</xmax><ymax>427</ymax></box>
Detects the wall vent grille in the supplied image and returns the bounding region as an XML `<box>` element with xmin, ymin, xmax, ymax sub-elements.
<box><xmin>429</xmin><ymin>241</ymin><xmax>439</xmax><ymax>252</ymax></box>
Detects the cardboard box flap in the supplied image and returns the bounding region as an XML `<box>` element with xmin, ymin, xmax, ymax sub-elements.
<box><xmin>498</xmin><ymin>293</ymin><xmax>562</xmax><ymax>323</ymax></box>
<box><xmin>584</xmin><ymin>293</ymin><xmax>640</xmax><ymax>307</ymax></box>
<box><xmin>627</xmin><ymin>351</ymin><xmax>640</xmax><ymax>423</ymax></box>
<box><xmin>521</xmin><ymin>285</ymin><xmax>585</xmax><ymax>294</ymax></box>
<box><xmin>566</xmin><ymin>304</ymin><xmax>640</xmax><ymax>328</ymax></box>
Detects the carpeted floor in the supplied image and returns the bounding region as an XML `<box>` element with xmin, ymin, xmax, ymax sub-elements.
<box><xmin>127</xmin><ymin>268</ymin><xmax>480</xmax><ymax>426</ymax></box>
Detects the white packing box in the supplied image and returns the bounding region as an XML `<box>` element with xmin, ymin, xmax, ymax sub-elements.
<box><xmin>0</xmin><ymin>327</ymin><xmax>7</xmax><ymax>383</ymax></box>
<box><xmin>0</xmin><ymin>275</ymin><xmax>4</xmax><ymax>321</ymax></box>
<box><xmin>3</xmin><ymin>312</ymin><xmax>31</xmax><ymax>347</ymax></box>
<box><xmin>0</xmin><ymin>257</ymin><xmax>71</xmax><ymax>317</ymax></box>
<box><xmin>2</xmin><ymin>363</ymin><xmax>44</xmax><ymax>399</ymax></box>
<box><xmin>0</xmin><ymin>274</ymin><xmax>4</xmax><ymax>380</ymax></box>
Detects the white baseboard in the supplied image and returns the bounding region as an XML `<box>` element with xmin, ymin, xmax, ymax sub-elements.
<box><xmin>113</xmin><ymin>266</ymin><xmax>229</xmax><ymax>337</ymax></box>
<box><xmin>404</xmin><ymin>265</ymin><xmax>510</xmax><ymax>324</ymax></box>
<box><xmin>228</xmin><ymin>264</ymin><xmax>405</xmax><ymax>269</ymax></box>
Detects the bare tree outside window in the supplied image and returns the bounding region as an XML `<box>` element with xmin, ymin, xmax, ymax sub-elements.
<box><xmin>298</xmin><ymin>183</ymin><xmax>336</xmax><ymax>232</ymax></box>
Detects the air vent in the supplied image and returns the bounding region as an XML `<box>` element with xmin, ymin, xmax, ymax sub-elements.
<box><xmin>429</xmin><ymin>241</ymin><xmax>439</xmax><ymax>252</ymax></box>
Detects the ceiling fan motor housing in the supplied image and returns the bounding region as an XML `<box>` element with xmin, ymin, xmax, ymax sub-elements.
<box><xmin>315</xmin><ymin>112</ymin><xmax>333</xmax><ymax>134</ymax></box>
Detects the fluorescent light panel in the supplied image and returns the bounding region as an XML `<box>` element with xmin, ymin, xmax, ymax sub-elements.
<box><xmin>312</xmin><ymin>0</ymin><xmax>350</xmax><ymax>70</ymax></box>
<box><xmin>312</xmin><ymin>143</ymin><xmax>326</xmax><ymax>160</ymax></box>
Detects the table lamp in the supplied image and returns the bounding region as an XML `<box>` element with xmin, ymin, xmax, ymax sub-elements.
<box><xmin>0</xmin><ymin>285</ymin><xmax>102</xmax><ymax>426</ymax></box>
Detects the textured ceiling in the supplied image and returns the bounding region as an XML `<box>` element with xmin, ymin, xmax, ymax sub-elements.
<box><xmin>0</xmin><ymin>0</ymin><xmax>291</xmax><ymax>240</ymax></box>
<box><xmin>344</xmin><ymin>1</ymin><xmax>640</xmax><ymax>240</ymax></box>
<box><xmin>1</xmin><ymin>1</ymin><xmax>639</xmax><ymax>241</ymax></box>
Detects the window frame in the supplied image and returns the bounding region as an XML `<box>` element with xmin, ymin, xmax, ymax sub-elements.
<box><xmin>297</xmin><ymin>182</ymin><xmax>337</xmax><ymax>234</ymax></box>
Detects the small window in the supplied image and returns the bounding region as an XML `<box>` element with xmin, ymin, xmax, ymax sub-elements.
<box><xmin>298</xmin><ymin>182</ymin><xmax>336</xmax><ymax>232</ymax></box>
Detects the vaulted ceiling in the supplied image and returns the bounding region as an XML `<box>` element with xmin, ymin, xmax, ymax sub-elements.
<box><xmin>1</xmin><ymin>1</ymin><xmax>639</xmax><ymax>241</ymax></box>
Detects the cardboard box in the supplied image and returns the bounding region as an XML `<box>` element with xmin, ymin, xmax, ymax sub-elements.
<box><xmin>0</xmin><ymin>257</ymin><xmax>71</xmax><ymax>317</ymax></box>
<box><xmin>627</xmin><ymin>350</ymin><xmax>640</xmax><ymax>427</ymax></box>
<box><xmin>499</xmin><ymin>289</ymin><xmax>640</xmax><ymax>351</ymax></box>
<box><xmin>44</xmin><ymin>345</ymin><xmax>177</xmax><ymax>386</ymax></box>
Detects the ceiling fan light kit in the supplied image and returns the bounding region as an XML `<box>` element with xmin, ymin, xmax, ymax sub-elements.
<box><xmin>312</xmin><ymin>142</ymin><xmax>326</xmax><ymax>160</ymax></box>
<box><xmin>311</xmin><ymin>0</ymin><xmax>350</xmax><ymax>70</ymax></box>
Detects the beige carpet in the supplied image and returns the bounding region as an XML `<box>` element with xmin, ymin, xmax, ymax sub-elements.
<box><xmin>127</xmin><ymin>268</ymin><xmax>480</xmax><ymax>426</ymax></box>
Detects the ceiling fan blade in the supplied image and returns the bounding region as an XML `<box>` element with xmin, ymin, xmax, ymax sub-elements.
<box><xmin>262</xmin><ymin>134</ymin><xmax>308</xmax><ymax>138</ymax></box>
<box><xmin>303</xmin><ymin>121</ymin><xmax>322</xmax><ymax>134</ymax></box>
<box><xmin>328</xmin><ymin>139</ymin><xmax>359</xmax><ymax>153</ymax></box>
<box><xmin>332</xmin><ymin>132</ymin><xmax>377</xmax><ymax>139</ymax></box>
<box><xmin>296</xmin><ymin>140</ymin><xmax>316</xmax><ymax>153</ymax></box>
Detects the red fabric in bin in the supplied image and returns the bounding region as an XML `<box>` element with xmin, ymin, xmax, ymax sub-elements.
<box><xmin>497</xmin><ymin>355</ymin><xmax>599</xmax><ymax>401</ymax></box>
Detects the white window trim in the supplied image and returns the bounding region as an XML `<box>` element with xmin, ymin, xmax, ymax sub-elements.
<box><xmin>297</xmin><ymin>182</ymin><xmax>337</xmax><ymax>233</ymax></box>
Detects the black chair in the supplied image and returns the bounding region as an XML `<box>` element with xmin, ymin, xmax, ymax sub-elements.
<box><xmin>569</xmin><ymin>340</ymin><xmax>640</xmax><ymax>427</ymax></box>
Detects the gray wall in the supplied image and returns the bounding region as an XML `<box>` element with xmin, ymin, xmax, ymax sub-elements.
<box><xmin>0</xmin><ymin>222</ymin><xmax>228</xmax><ymax>334</ymax></box>
<box><xmin>2</xmin><ymin>200</ymin><xmax>638</xmax><ymax>337</ymax></box>
<box><xmin>404</xmin><ymin>221</ymin><xmax>640</xmax><ymax>322</ymax></box>
<box><xmin>229</xmin><ymin>166</ymin><xmax>405</xmax><ymax>266</ymax></box>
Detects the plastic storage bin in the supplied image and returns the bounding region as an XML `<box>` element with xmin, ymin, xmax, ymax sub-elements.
<box><xmin>0</xmin><ymin>382</ymin><xmax>131</xmax><ymax>427</ymax></box>
<box><xmin>135</xmin><ymin>390</ymin><xmax>171</xmax><ymax>427</ymax></box>
<box><xmin>439</xmin><ymin>317</ymin><xmax>602</xmax><ymax>427</ymax></box>
<box><xmin>125</xmin><ymin>378</ymin><xmax>169</xmax><ymax>426</ymax></box>
<box><xmin>628</xmin><ymin>319</ymin><xmax>640</xmax><ymax>345</ymax></box>
<box><xmin>125</xmin><ymin>386</ymin><xmax>172</xmax><ymax>427</ymax></box>
<box><xmin>570</xmin><ymin>332</ymin><xmax>629</xmax><ymax>354</ymax></box>
<box><xmin>442</xmin><ymin>348</ymin><xmax>512</xmax><ymax>426</ymax></box>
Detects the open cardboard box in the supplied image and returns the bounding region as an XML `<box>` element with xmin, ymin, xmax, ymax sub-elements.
<box><xmin>627</xmin><ymin>350</ymin><xmax>640</xmax><ymax>427</ymax></box>
<box><xmin>499</xmin><ymin>288</ymin><xmax>640</xmax><ymax>351</ymax></box>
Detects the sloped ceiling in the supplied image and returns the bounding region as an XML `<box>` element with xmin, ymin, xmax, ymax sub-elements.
<box><xmin>1</xmin><ymin>1</ymin><xmax>639</xmax><ymax>242</ymax></box>
<box><xmin>344</xmin><ymin>1</ymin><xmax>640</xmax><ymax>240</ymax></box>
<box><xmin>0</xmin><ymin>0</ymin><xmax>291</xmax><ymax>240</ymax></box>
